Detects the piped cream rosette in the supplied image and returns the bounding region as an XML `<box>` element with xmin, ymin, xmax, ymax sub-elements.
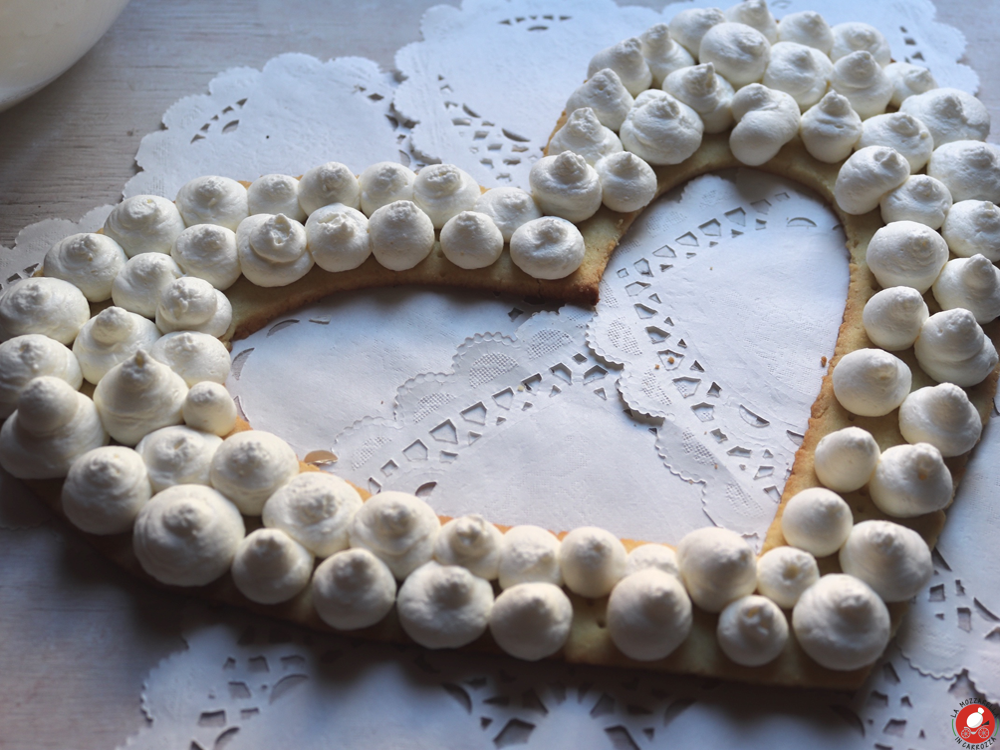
<box><xmin>3</xmin><ymin>0</ymin><xmax>999</xmax><ymax>689</ymax></box>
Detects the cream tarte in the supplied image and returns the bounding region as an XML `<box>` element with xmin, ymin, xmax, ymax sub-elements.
<box><xmin>3</xmin><ymin>1</ymin><xmax>998</xmax><ymax>690</ymax></box>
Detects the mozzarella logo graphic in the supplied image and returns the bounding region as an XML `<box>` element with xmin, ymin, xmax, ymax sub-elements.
<box><xmin>953</xmin><ymin>702</ymin><xmax>997</xmax><ymax>746</ymax></box>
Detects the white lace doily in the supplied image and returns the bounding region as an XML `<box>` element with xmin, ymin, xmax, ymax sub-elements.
<box><xmin>392</xmin><ymin>0</ymin><xmax>977</xmax><ymax>191</ymax></box>
<box><xmin>2</xmin><ymin>1</ymin><xmax>997</xmax><ymax>748</ymax></box>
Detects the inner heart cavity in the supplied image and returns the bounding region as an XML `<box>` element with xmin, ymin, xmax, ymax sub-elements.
<box><xmin>227</xmin><ymin>169</ymin><xmax>848</xmax><ymax>548</ymax></box>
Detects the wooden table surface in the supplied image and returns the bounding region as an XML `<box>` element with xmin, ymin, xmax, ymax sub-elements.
<box><xmin>0</xmin><ymin>1</ymin><xmax>998</xmax><ymax>748</ymax></box>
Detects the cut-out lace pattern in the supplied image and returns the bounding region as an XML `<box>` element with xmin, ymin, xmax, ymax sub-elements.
<box><xmin>228</xmin><ymin>170</ymin><xmax>844</xmax><ymax>545</ymax></box>
<box><xmin>590</xmin><ymin>170</ymin><xmax>848</xmax><ymax>540</ymax></box>
<box><xmin>120</xmin><ymin>571</ymin><xmax>1000</xmax><ymax>750</ymax></box>
<box><xmin>394</xmin><ymin>0</ymin><xmax>977</xmax><ymax>192</ymax></box>
<box><xmin>125</xmin><ymin>54</ymin><xmax>424</xmax><ymax>201</ymax></box>
<box><xmin>394</xmin><ymin>0</ymin><xmax>665</xmax><ymax>188</ymax></box>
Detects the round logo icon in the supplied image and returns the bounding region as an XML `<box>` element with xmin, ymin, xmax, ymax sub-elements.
<box><xmin>954</xmin><ymin>703</ymin><xmax>997</xmax><ymax>745</ymax></box>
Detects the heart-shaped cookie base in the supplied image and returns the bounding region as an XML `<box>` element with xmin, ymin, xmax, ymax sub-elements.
<box><xmin>21</xmin><ymin>131</ymin><xmax>999</xmax><ymax>689</ymax></box>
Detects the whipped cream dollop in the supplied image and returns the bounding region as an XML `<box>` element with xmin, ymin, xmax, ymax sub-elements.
<box><xmin>132</xmin><ymin>484</ymin><xmax>245</xmax><ymax>586</ymax></box>
<box><xmin>172</xmin><ymin>224</ymin><xmax>241</xmax><ymax>290</ymax></box>
<box><xmin>780</xmin><ymin>487</ymin><xmax>853</xmax><ymax>557</ymax></box>
<box><xmin>814</xmin><ymin>426</ymin><xmax>881</xmax><ymax>493</ymax></box>
<box><xmin>829</xmin><ymin>51</ymin><xmax>892</xmax><ymax>120</ymax></box>
<box><xmin>508</xmin><ymin>216</ymin><xmax>586</xmax><ymax>280</ymax></box>
<box><xmin>0</xmin><ymin>334</ymin><xmax>82</xmax><ymax>418</ymax></box>
<box><xmin>93</xmin><ymin>351</ymin><xmax>188</xmax><ymax>446</ymax></box>
<box><xmin>832</xmin><ymin>348</ymin><xmax>912</xmax><ymax>417</ymax></box>
<box><xmin>625</xmin><ymin>543</ymin><xmax>680</xmax><ymax>578</ymax></box>
<box><xmin>73</xmin><ymin>306</ymin><xmax>160</xmax><ymax>384</ymax></box>
<box><xmin>869</xmin><ymin>442</ymin><xmax>953</xmax><ymax>517</ymax></box>
<box><xmin>529</xmin><ymin>152</ymin><xmax>603</xmax><ymax>222</ymax></box>
<box><xmin>834</xmin><ymin>146</ymin><xmax>910</xmax><ymax>215</ymax></box>
<box><xmin>182</xmin><ymin>381</ymin><xmax>237</xmax><ymax>436</ymax></box>
<box><xmin>880</xmin><ymin>175</ymin><xmax>952</xmax><ymax>229</ymax></box>
<box><xmin>231</xmin><ymin>528</ymin><xmax>314</xmax><ymax>605</ymax></box>
<box><xmin>698</xmin><ymin>22</ymin><xmax>771</xmax><ymax>88</ymax></box>
<box><xmin>246</xmin><ymin>174</ymin><xmax>305</xmax><ymax>221</ymax></box>
<box><xmin>311</xmin><ymin>547</ymin><xmax>397</xmax><ymax>630</ymax></box>
<box><xmin>473</xmin><ymin>188</ymin><xmax>542</xmax><ymax>242</ymax></box>
<box><xmin>830</xmin><ymin>22</ymin><xmax>891</xmax><ymax>66</ymax></box>
<box><xmin>236</xmin><ymin>213</ymin><xmax>314</xmax><ymax>287</ymax></box>
<box><xmin>558</xmin><ymin>526</ymin><xmax>627</xmax><ymax>598</ymax></box>
<box><xmin>620</xmin><ymin>89</ymin><xmax>703</xmax><ymax>165</ymax></box>
<box><xmin>899</xmin><ymin>383</ymin><xmax>983</xmax><ymax>457</ymax></box>
<box><xmin>368</xmin><ymin>200</ymin><xmax>436</xmax><ymax>271</ymax></box>
<box><xmin>755</xmin><ymin>545</ymin><xmax>819</xmax><ymax>609</ymax></box>
<box><xmin>155</xmin><ymin>277</ymin><xmax>232</xmax><ymax>338</ymax></box>
<box><xmin>175</xmin><ymin>176</ymin><xmax>249</xmax><ymax>231</ymax></box>
<box><xmin>0</xmin><ymin>277</ymin><xmax>90</xmax><ymax>345</ymax></box>
<box><xmin>730</xmin><ymin>84</ymin><xmax>800</xmax><ymax>166</ymax></box>
<box><xmin>725</xmin><ymin>0</ymin><xmax>777</xmax><ymax>43</ymax></box>
<box><xmin>915</xmin><ymin>308</ymin><xmax>999</xmax><ymax>387</ymax></box>
<box><xmin>348</xmin><ymin>490</ymin><xmax>440</xmax><ymax>579</ymax></box>
<box><xmin>865</xmin><ymin>220</ymin><xmax>949</xmax><ymax>293</ymax></box>
<box><xmin>639</xmin><ymin>23</ymin><xmax>694</xmax><ymax>87</ymax></box>
<box><xmin>358</xmin><ymin>161</ymin><xmax>416</xmax><ymax>216</ymax></box>
<box><xmin>397</xmin><ymin>561</ymin><xmax>494</xmax><ymax>649</ymax></box>
<box><xmin>928</xmin><ymin>140</ymin><xmax>1000</xmax><ymax>204</ymax></box>
<box><xmin>488</xmin><ymin>582</ymin><xmax>573</xmax><ymax>661</ymax></box>
<box><xmin>857</xmin><ymin>113</ymin><xmax>934</xmax><ymax>172</ymax></box>
<box><xmin>862</xmin><ymin>286</ymin><xmax>929</xmax><ymax>351</ymax></box>
<box><xmin>587</xmin><ymin>37</ymin><xmax>652</xmax><ymax>96</ymax></box>
<box><xmin>934</xmin><ymin>255</ymin><xmax>1000</xmax><ymax>324</ymax></box>
<box><xmin>298</xmin><ymin>161</ymin><xmax>361</xmax><ymax>215</ymax></box>
<box><xmin>776</xmin><ymin>11</ymin><xmax>833</xmax><ymax>53</ymax></box>
<box><xmin>943</xmin><ymin>201</ymin><xmax>1000</xmax><ymax>262</ymax></box>
<box><xmin>135</xmin><ymin>424</ymin><xmax>222</xmax><ymax>493</ymax></box>
<box><xmin>676</xmin><ymin>527</ymin><xmax>757</xmax><ymax>613</ymax></box>
<box><xmin>565</xmin><ymin>69</ymin><xmax>634</xmax><ymax>132</ymax></box>
<box><xmin>104</xmin><ymin>195</ymin><xmax>187</xmax><ymax>257</ymax></box>
<box><xmin>304</xmin><ymin>204</ymin><xmax>372</xmax><ymax>272</ymax></box>
<box><xmin>884</xmin><ymin>62</ymin><xmax>937</xmax><ymax>108</ymax></box>
<box><xmin>497</xmin><ymin>524</ymin><xmax>563</xmax><ymax>589</ymax></box>
<box><xmin>413</xmin><ymin>164</ymin><xmax>481</xmax><ymax>229</ymax></box>
<box><xmin>209</xmin><ymin>430</ymin><xmax>299</xmax><ymax>515</ymax></box>
<box><xmin>44</xmin><ymin>232</ymin><xmax>127</xmax><ymax>302</ymax></box>
<box><xmin>548</xmin><ymin>107</ymin><xmax>623</xmax><ymax>166</ymax></box>
<box><xmin>150</xmin><ymin>331</ymin><xmax>231</xmax><ymax>386</ymax></box>
<box><xmin>0</xmin><ymin>376</ymin><xmax>108</xmax><ymax>479</ymax></box>
<box><xmin>662</xmin><ymin>63</ymin><xmax>735</xmax><ymax>134</ymax></box>
<box><xmin>61</xmin><ymin>445</ymin><xmax>151</xmax><ymax>535</ymax></box>
<box><xmin>762</xmin><ymin>42</ymin><xmax>832</xmax><ymax>111</ymax></box>
<box><xmin>839</xmin><ymin>520</ymin><xmax>933</xmax><ymax>602</ymax></box>
<box><xmin>717</xmin><ymin>595</ymin><xmax>788</xmax><ymax>667</ymax></box>
<box><xmin>899</xmin><ymin>88</ymin><xmax>991</xmax><ymax>146</ymax></box>
<box><xmin>606</xmin><ymin>568</ymin><xmax>692</xmax><ymax>661</ymax></box>
<box><xmin>262</xmin><ymin>471</ymin><xmax>363</xmax><ymax>558</ymax></box>
<box><xmin>595</xmin><ymin>152</ymin><xmax>658</xmax><ymax>213</ymax></box>
<box><xmin>111</xmin><ymin>253</ymin><xmax>183</xmax><ymax>318</ymax></box>
<box><xmin>439</xmin><ymin>211</ymin><xmax>504</xmax><ymax>270</ymax></box>
<box><xmin>669</xmin><ymin>7</ymin><xmax>725</xmax><ymax>57</ymax></box>
<box><xmin>799</xmin><ymin>91</ymin><xmax>863</xmax><ymax>163</ymax></box>
<box><xmin>792</xmin><ymin>574</ymin><xmax>890</xmax><ymax>670</ymax></box>
<box><xmin>434</xmin><ymin>514</ymin><xmax>503</xmax><ymax>580</ymax></box>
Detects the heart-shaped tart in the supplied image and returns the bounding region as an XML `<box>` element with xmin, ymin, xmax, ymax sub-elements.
<box><xmin>2</xmin><ymin>3</ymin><xmax>998</xmax><ymax>691</ymax></box>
